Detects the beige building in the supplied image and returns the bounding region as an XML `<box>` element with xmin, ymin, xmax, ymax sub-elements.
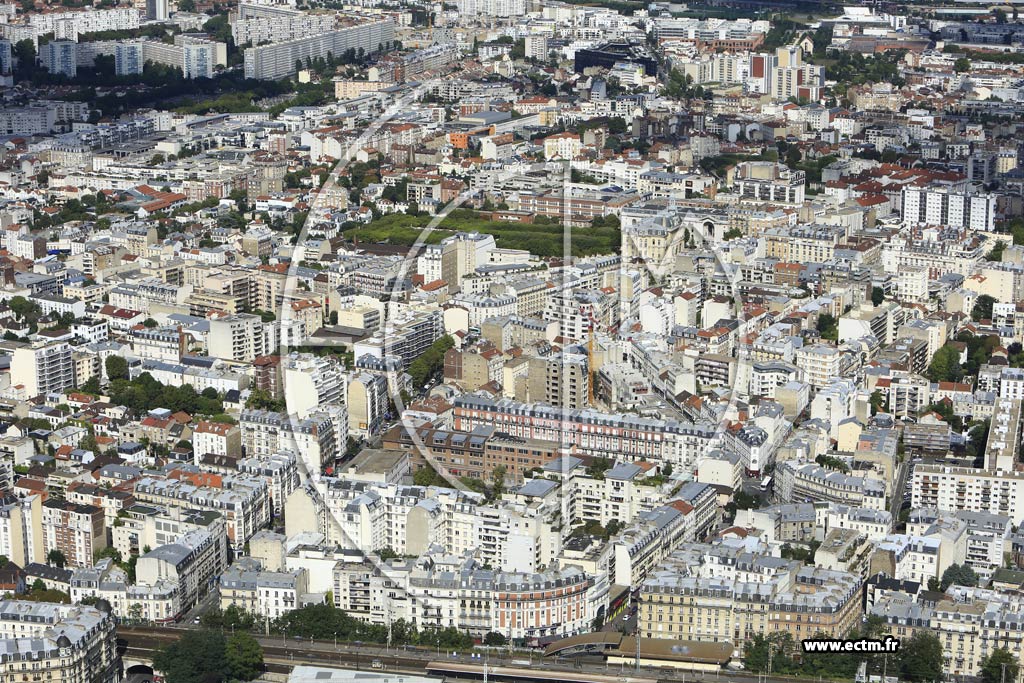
<box><xmin>521</xmin><ymin>352</ymin><xmax>590</xmax><ymax>410</ymax></box>
<box><xmin>0</xmin><ymin>601</ymin><xmax>120</xmax><ymax>683</ymax></box>
<box><xmin>874</xmin><ymin>589</ymin><xmax>1024</xmax><ymax>679</ymax></box>
<box><xmin>763</xmin><ymin>224</ymin><xmax>844</xmax><ymax>263</ymax></box>
<box><xmin>639</xmin><ymin>544</ymin><xmax>862</xmax><ymax>654</ymax></box>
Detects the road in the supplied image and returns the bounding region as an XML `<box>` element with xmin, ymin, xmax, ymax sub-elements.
<box><xmin>890</xmin><ymin>457</ymin><xmax>911</xmax><ymax>522</ymax></box>
<box><xmin>179</xmin><ymin>587</ymin><xmax>219</xmax><ymax>625</ymax></box>
<box><xmin>119</xmin><ymin>626</ymin><xmax>856</xmax><ymax>683</ymax></box>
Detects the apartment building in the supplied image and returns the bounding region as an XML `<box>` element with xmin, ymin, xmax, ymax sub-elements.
<box><xmin>901</xmin><ymin>187</ymin><xmax>996</xmax><ymax>231</ymax></box>
<box><xmin>334</xmin><ymin>552</ymin><xmax>592</xmax><ymax>641</ymax></box>
<box><xmin>453</xmin><ymin>395</ymin><xmax>717</xmax><ymax>471</ymax></box>
<box><xmin>539</xmin><ymin>456</ymin><xmax>668</xmax><ymax>529</ymax></box>
<box><xmin>41</xmin><ymin>499</ymin><xmax>106</xmax><ymax>568</ymax></box>
<box><xmin>524</xmin><ymin>352</ymin><xmax>591</xmax><ymax>410</ymax></box>
<box><xmin>237</xmin><ymin>452</ymin><xmax>300</xmax><ymax>516</ymax></box>
<box><xmin>347</xmin><ymin>371</ymin><xmax>389</xmax><ymax>439</ymax></box>
<box><xmin>28</xmin><ymin>7</ymin><xmax>139</xmax><ymax>38</ymax></box>
<box><xmin>912</xmin><ymin>464</ymin><xmax>1024</xmax><ymax>524</ymax></box>
<box><xmin>232</xmin><ymin>6</ymin><xmax>336</xmax><ymax>46</ymax></box>
<box><xmin>71</xmin><ymin>558</ymin><xmax>181</xmax><ymax>623</ymax></box>
<box><xmin>764</xmin><ymin>224</ymin><xmax>845</xmax><ymax>265</ymax></box>
<box><xmin>208</xmin><ymin>313</ymin><xmax>269</xmax><ymax>363</ymax></box>
<box><xmin>874</xmin><ymin>588</ymin><xmax>1024</xmax><ymax>678</ymax></box>
<box><xmin>281</xmin><ymin>353</ymin><xmax>346</xmax><ymax>417</ymax></box>
<box><xmin>352</xmin><ymin>309</ymin><xmax>442</xmax><ymax>370</ymax></box>
<box><xmin>132</xmin><ymin>474</ymin><xmax>270</xmax><ymax>551</ymax></box>
<box><xmin>735</xmin><ymin>161</ymin><xmax>805</xmax><ymax>204</ymax></box>
<box><xmin>239</xmin><ymin>409</ymin><xmax>341</xmax><ymax>469</ymax></box>
<box><xmin>639</xmin><ymin>541</ymin><xmax>862</xmax><ymax>654</ymax></box>
<box><xmin>382</xmin><ymin>423</ymin><xmax>574</xmax><ymax>484</ymax></box>
<box><xmin>0</xmin><ymin>494</ymin><xmax>43</xmax><ymax>567</ymax></box>
<box><xmin>908</xmin><ymin>508</ymin><xmax>1010</xmax><ymax>581</ymax></box>
<box><xmin>795</xmin><ymin>344</ymin><xmax>847</xmax><ymax>389</ymax></box>
<box><xmin>136</xmin><ymin>529</ymin><xmax>226</xmax><ymax>612</ymax></box>
<box><xmin>0</xmin><ymin>601</ymin><xmax>120</xmax><ymax>683</ymax></box>
<box><xmin>243</xmin><ymin>20</ymin><xmax>395</xmax><ymax>80</ymax></box>
<box><xmin>193</xmin><ymin>420</ymin><xmax>243</xmax><ymax>461</ymax></box>
<box><xmin>776</xmin><ymin>459</ymin><xmax>887</xmax><ymax>510</ymax></box>
<box><xmin>111</xmin><ymin>507</ymin><xmax>227</xmax><ymax>563</ymax></box>
<box><xmin>11</xmin><ymin>340</ymin><xmax>75</xmax><ymax>397</ymax></box>
<box><xmin>287</xmin><ymin>478</ymin><xmax>561</xmax><ymax>572</ymax></box>
<box><xmin>220</xmin><ymin>566</ymin><xmax>308</xmax><ymax>619</ymax></box>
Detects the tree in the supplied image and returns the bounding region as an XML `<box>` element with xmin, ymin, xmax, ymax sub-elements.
<box><xmin>413</xmin><ymin>465</ymin><xmax>445</xmax><ymax>487</ymax></box>
<box><xmin>47</xmin><ymin>549</ymin><xmax>66</xmax><ymax>568</ymax></box>
<box><xmin>153</xmin><ymin>630</ymin><xmax>228</xmax><ymax>683</ymax></box>
<box><xmin>225</xmin><ymin>632</ymin><xmax>264</xmax><ymax>681</ymax></box>
<box><xmin>785</xmin><ymin>146</ymin><xmax>802</xmax><ymax>168</ymax></box>
<box><xmin>31</xmin><ymin>578</ymin><xmax>46</xmax><ymax>592</ymax></box>
<box><xmin>973</xmin><ymin>294</ymin><xmax>996</xmax><ymax>322</ymax></box>
<box><xmin>941</xmin><ymin>563</ymin><xmax>979</xmax><ymax>590</ymax></box>
<box><xmin>128</xmin><ymin>603</ymin><xmax>144</xmax><ymax>622</ymax></box>
<box><xmin>898</xmin><ymin>631</ymin><xmax>943</xmax><ymax>683</ymax></box>
<box><xmin>484</xmin><ymin>631</ymin><xmax>507</xmax><ymax>646</ymax></box>
<box><xmin>980</xmin><ymin>648</ymin><xmax>1019</xmax><ymax>683</ymax></box>
<box><xmin>816</xmin><ymin>313</ymin><xmax>838</xmax><ymax>341</ymax></box>
<box><xmin>13</xmin><ymin>38</ymin><xmax>36</xmax><ymax>77</ymax></box>
<box><xmin>105</xmin><ymin>355</ymin><xmax>129</xmax><ymax>381</ymax></box>
<box><xmin>871</xmin><ymin>286</ymin><xmax>885</xmax><ymax>306</ymax></box>
<box><xmin>744</xmin><ymin>633</ymin><xmax>797</xmax><ymax>675</ymax></box>
<box><xmin>968</xmin><ymin>420</ymin><xmax>991</xmax><ymax>460</ymax></box>
<box><xmin>954</xmin><ymin>57</ymin><xmax>971</xmax><ymax>73</ymax></box>
<box><xmin>490</xmin><ymin>465</ymin><xmax>507</xmax><ymax>499</ymax></box>
<box><xmin>94</xmin><ymin>546</ymin><xmax>123</xmax><ymax>564</ymax></box>
<box><xmin>869</xmin><ymin>390</ymin><xmax>886</xmax><ymax>415</ymax></box>
<box><xmin>987</xmin><ymin>240</ymin><xmax>1007</xmax><ymax>262</ymax></box>
<box><xmin>927</xmin><ymin>345</ymin><xmax>962</xmax><ymax>383</ymax></box>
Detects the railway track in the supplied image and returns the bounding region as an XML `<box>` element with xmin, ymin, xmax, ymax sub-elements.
<box><xmin>119</xmin><ymin>626</ymin><xmax>843</xmax><ymax>683</ymax></box>
<box><xmin>119</xmin><ymin>627</ymin><xmax>466</xmax><ymax>674</ymax></box>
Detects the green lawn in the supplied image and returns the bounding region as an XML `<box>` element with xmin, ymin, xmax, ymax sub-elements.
<box><xmin>344</xmin><ymin>209</ymin><xmax>620</xmax><ymax>258</ymax></box>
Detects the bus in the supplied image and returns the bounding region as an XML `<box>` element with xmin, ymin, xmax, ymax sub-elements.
<box><xmin>759</xmin><ymin>476</ymin><xmax>772</xmax><ymax>492</ymax></box>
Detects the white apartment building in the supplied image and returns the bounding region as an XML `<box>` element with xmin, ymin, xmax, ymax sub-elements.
<box><xmin>776</xmin><ymin>459</ymin><xmax>887</xmax><ymax>510</ymax></box>
<box><xmin>208</xmin><ymin>313</ymin><xmax>269</xmax><ymax>362</ymax></box>
<box><xmin>238</xmin><ymin>452</ymin><xmax>300</xmax><ymax>516</ymax></box>
<box><xmin>136</xmin><ymin>529</ymin><xmax>227</xmax><ymax>612</ymax></box>
<box><xmin>220</xmin><ymin>566</ymin><xmax>308</xmax><ymax>619</ymax></box>
<box><xmin>456</xmin><ymin>0</ymin><xmax>526</xmax><ymax>16</ymax></box>
<box><xmin>902</xmin><ymin>187</ymin><xmax>996</xmax><ymax>231</ymax></box>
<box><xmin>28</xmin><ymin>8</ymin><xmax>139</xmax><ymax>40</ymax></box>
<box><xmin>0</xmin><ymin>494</ymin><xmax>43</xmax><ymax>567</ymax></box>
<box><xmin>912</xmin><ymin>464</ymin><xmax>1024</xmax><ymax>524</ymax></box>
<box><xmin>243</xmin><ymin>20</ymin><xmax>394</xmax><ymax>80</ymax></box>
<box><xmin>795</xmin><ymin>344</ymin><xmax>844</xmax><ymax>389</ymax></box>
<box><xmin>41</xmin><ymin>40</ymin><xmax>77</xmax><ymax>78</ymax></box>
